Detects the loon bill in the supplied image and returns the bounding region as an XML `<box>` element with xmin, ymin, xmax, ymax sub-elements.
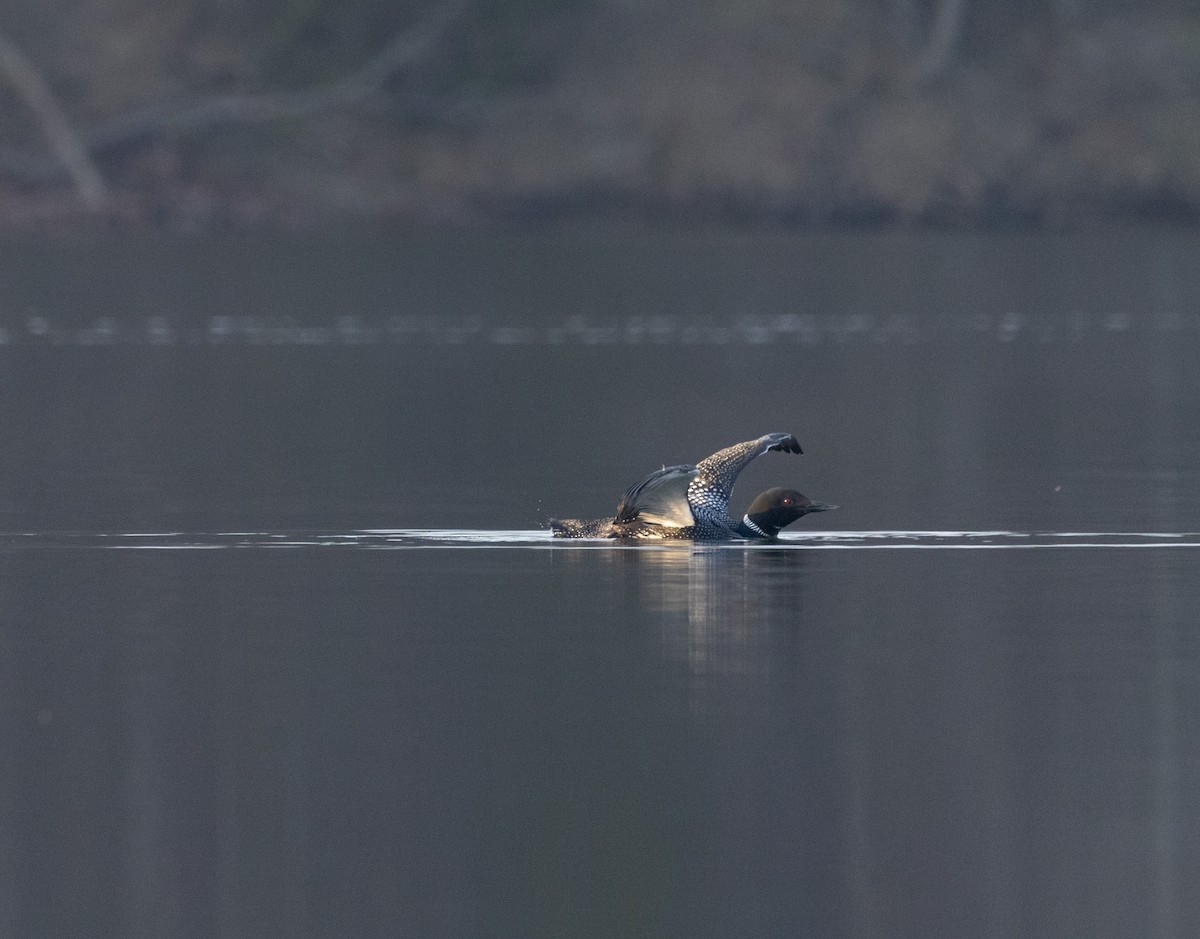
<box><xmin>550</xmin><ymin>432</ymin><xmax>836</xmax><ymax>540</ymax></box>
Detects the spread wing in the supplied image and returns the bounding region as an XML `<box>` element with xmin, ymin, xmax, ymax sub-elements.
<box><xmin>692</xmin><ymin>432</ymin><xmax>803</xmax><ymax>503</ymax></box>
<box><xmin>612</xmin><ymin>465</ymin><xmax>698</xmax><ymax>528</ymax></box>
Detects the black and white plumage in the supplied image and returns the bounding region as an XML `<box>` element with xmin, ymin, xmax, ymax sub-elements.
<box><xmin>550</xmin><ymin>433</ymin><xmax>834</xmax><ymax>540</ymax></box>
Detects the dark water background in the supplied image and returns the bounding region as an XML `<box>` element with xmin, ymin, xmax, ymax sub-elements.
<box><xmin>2</xmin><ymin>228</ymin><xmax>1199</xmax><ymax>938</ymax></box>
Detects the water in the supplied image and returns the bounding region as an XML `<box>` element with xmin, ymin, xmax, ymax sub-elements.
<box><xmin>2</xmin><ymin>228</ymin><xmax>1200</xmax><ymax>938</ymax></box>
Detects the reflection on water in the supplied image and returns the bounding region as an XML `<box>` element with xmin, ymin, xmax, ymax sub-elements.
<box><xmin>553</xmin><ymin>544</ymin><xmax>816</xmax><ymax>712</ymax></box>
<box><xmin>633</xmin><ymin>547</ymin><xmax>813</xmax><ymax>713</ymax></box>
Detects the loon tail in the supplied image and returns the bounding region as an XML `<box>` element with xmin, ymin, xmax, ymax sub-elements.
<box><xmin>549</xmin><ymin>517</ymin><xmax>613</xmax><ymax>538</ymax></box>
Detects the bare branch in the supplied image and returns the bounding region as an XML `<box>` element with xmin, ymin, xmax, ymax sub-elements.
<box><xmin>348</xmin><ymin>0</ymin><xmax>472</xmax><ymax>90</ymax></box>
<box><xmin>0</xmin><ymin>25</ymin><xmax>109</xmax><ymax>210</ymax></box>
<box><xmin>914</xmin><ymin>0</ymin><xmax>969</xmax><ymax>83</ymax></box>
<box><xmin>0</xmin><ymin>0</ymin><xmax>472</xmax><ymax>183</ymax></box>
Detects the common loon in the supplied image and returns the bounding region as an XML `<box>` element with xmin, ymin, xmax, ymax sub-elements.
<box><xmin>550</xmin><ymin>432</ymin><xmax>835</xmax><ymax>540</ymax></box>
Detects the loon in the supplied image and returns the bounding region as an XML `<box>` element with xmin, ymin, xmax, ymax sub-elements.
<box><xmin>550</xmin><ymin>432</ymin><xmax>835</xmax><ymax>540</ymax></box>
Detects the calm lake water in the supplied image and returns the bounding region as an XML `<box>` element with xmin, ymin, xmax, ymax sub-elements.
<box><xmin>2</xmin><ymin>228</ymin><xmax>1199</xmax><ymax>938</ymax></box>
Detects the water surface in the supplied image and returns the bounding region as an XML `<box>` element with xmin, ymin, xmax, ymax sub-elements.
<box><xmin>2</xmin><ymin>229</ymin><xmax>1199</xmax><ymax>938</ymax></box>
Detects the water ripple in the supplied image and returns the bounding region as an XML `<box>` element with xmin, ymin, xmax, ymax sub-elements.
<box><xmin>2</xmin><ymin>530</ymin><xmax>1200</xmax><ymax>550</ymax></box>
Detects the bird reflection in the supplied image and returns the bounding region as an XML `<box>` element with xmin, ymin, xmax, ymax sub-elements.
<box><xmin>608</xmin><ymin>546</ymin><xmax>812</xmax><ymax>713</ymax></box>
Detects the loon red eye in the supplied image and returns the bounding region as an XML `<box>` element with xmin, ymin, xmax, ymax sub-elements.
<box><xmin>783</xmin><ymin>498</ymin><xmax>792</xmax><ymax>505</ymax></box>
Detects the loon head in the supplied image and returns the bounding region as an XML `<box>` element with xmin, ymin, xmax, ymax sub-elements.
<box><xmin>741</xmin><ymin>487</ymin><xmax>836</xmax><ymax>537</ymax></box>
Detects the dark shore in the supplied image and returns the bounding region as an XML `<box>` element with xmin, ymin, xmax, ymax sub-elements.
<box><xmin>4</xmin><ymin>1</ymin><xmax>1200</xmax><ymax>231</ymax></box>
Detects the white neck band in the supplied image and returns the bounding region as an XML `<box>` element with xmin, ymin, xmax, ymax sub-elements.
<box><xmin>742</xmin><ymin>515</ymin><xmax>770</xmax><ymax>537</ymax></box>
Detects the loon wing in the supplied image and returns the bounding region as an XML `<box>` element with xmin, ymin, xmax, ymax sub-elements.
<box><xmin>692</xmin><ymin>433</ymin><xmax>803</xmax><ymax>503</ymax></box>
<box><xmin>613</xmin><ymin>465</ymin><xmax>698</xmax><ymax>528</ymax></box>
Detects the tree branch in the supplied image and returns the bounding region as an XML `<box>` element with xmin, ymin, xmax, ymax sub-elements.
<box><xmin>914</xmin><ymin>0</ymin><xmax>969</xmax><ymax>83</ymax></box>
<box><xmin>348</xmin><ymin>0</ymin><xmax>471</xmax><ymax>90</ymax></box>
<box><xmin>0</xmin><ymin>25</ymin><xmax>109</xmax><ymax>210</ymax></box>
<box><xmin>0</xmin><ymin>0</ymin><xmax>472</xmax><ymax>184</ymax></box>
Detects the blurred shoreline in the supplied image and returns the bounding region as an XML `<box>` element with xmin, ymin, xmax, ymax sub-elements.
<box><xmin>4</xmin><ymin>2</ymin><xmax>1200</xmax><ymax>232</ymax></box>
